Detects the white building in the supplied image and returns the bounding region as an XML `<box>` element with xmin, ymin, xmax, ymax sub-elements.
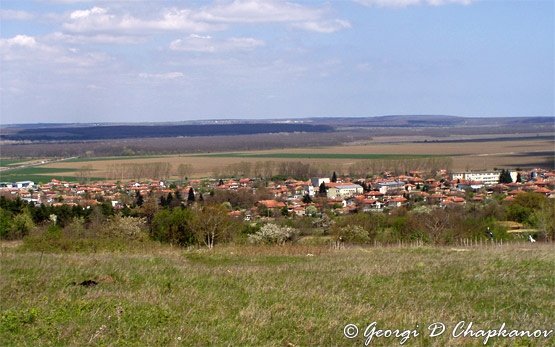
<box><xmin>311</xmin><ymin>177</ymin><xmax>330</xmax><ymax>187</ymax></box>
<box><xmin>451</xmin><ymin>171</ymin><xmax>517</xmax><ymax>186</ymax></box>
<box><xmin>327</xmin><ymin>184</ymin><xmax>364</xmax><ymax>199</ymax></box>
<box><xmin>376</xmin><ymin>181</ymin><xmax>406</xmax><ymax>194</ymax></box>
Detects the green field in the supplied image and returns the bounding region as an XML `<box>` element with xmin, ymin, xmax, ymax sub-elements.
<box><xmin>0</xmin><ymin>159</ymin><xmax>27</xmax><ymax>167</ymax></box>
<box><xmin>1</xmin><ymin>244</ymin><xmax>553</xmax><ymax>346</ymax></box>
<box><xmin>199</xmin><ymin>152</ymin><xmax>439</xmax><ymax>160</ymax></box>
<box><xmin>0</xmin><ymin>167</ymin><xmax>102</xmax><ymax>183</ymax></box>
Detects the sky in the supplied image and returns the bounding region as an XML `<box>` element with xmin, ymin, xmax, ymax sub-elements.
<box><xmin>0</xmin><ymin>0</ymin><xmax>553</xmax><ymax>124</ymax></box>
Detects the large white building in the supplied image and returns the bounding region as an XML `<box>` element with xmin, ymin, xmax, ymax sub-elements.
<box><xmin>451</xmin><ymin>171</ymin><xmax>517</xmax><ymax>186</ymax></box>
<box><xmin>327</xmin><ymin>184</ymin><xmax>364</xmax><ymax>199</ymax></box>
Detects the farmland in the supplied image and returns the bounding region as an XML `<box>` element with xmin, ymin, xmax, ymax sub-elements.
<box><xmin>0</xmin><ymin>167</ymin><xmax>76</xmax><ymax>182</ymax></box>
<box><xmin>27</xmin><ymin>136</ymin><xmax>554</xmax><ymax>180</ymax></box>
<box><xmin>0</xmin><ymin>159</ymin><xmax>26</xmax><ymax>168</ymax></box>
<box><xmin>1</xmin><ymin>243</ymin><xmax>553</xmax><ymax>346</ymax></box>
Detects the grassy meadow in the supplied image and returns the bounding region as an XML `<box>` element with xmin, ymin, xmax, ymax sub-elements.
<box><xmin>1</xmin><ymin>243</ymin><xmax>554</xmax><ymax>346</ymax></box>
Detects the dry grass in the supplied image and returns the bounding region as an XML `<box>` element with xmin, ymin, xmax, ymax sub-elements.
<box><xmin>1</xmin><ymin>243</ymin><xmax>554</xmax><ymax>346</ymax></box>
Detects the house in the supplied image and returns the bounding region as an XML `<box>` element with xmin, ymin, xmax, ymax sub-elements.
<box><xmin>257</xmin><ymin>200</ymin><xmax>286</xmax><ymax>209</ymax></box>
<box><xmin>376</xmin><ymin>181</ymin><xmax>406</xmax><ymax>194</ymax></box>
<box><xmin>326</xmin><ymin>184</ymin><xmax>364</xmax><ymax>199</ymax></box>
<box><xmin>388</xmin><ymin>196</ymin><xmax>408</xmax><ymax>207</ymax></box>
<box><xmin>360</xmin><ymin>198</ymin><xmax>383</xmax><ymax>212</ymax></box>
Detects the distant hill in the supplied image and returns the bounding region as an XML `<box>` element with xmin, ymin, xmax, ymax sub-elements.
<box><xmin>305</xmin><ymin>115</ymin><xmax>554</xmax><ymax>127</ymax></box>
<box><xmin>1</xmin><ymin>115</ymin><xmax>552</xmax><ymax>142</ymax></box>
<box><xmin>0</xmin><ymin>123</ymin><xmax>334</xmax><ymax>141</ymax></box>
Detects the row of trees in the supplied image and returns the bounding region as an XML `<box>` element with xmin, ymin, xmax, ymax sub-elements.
<box><xmin>104</xmin><ymin>162</ymin><xmax>173</xmax><ymax>181</ymax></box>
<box><xmin>212</xmin><ymin>161</ymin><xmax>336</xmax><ymax>180</ymax></box>
<box><xmin>213</xmin><ymin>157</ymin><xmax>453</xmax><ymax>180</ymax></box>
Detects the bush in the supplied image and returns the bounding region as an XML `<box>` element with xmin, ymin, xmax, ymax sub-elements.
<box><xmin>334</xmin><ymin>225</ymin><xmax>370</xmax><ymax>244</ymax></box>
<box><xmin>8</xmin><ymin>210</ymin><xmax>35</xmax><ymax>240</ymax></box>
<box><xmin>248</xmin><ymin>224</ymin><xmax>299</xmax><ymax>245</ymax></box>
<box><xmin>103</xmin><ymin>215</ymin><xmax>148</xmax><ymax>241</ymax></box>
<box><xmin>21</xmin><ymin>214</ymin><xmax>156</xmax><ymax>253</ymax></box>
<box><xmin>0</xmin><ymin>208</ymin><xmax>13</xmax><ymax>239</ymax></box>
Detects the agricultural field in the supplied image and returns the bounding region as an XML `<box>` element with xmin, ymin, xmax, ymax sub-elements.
<box><xmin>33</xmin><ymin>137</ymin><xmax>554</xmax><ymax>180</ymax></box>
<box><xmin>1</xmin><ymin>243</ymin><xmax>553</xmax><ymax>346</ymax></box>
<box><xmin>0</xmin><ymin>159</ymin><xmax>26</xmax><ymax>168</ymax></box>
<box><xmin>0</xmin><ymin>167</ymin><xmax>95</xmax><ymax>184</ymax></box>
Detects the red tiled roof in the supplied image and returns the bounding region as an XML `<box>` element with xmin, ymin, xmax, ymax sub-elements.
<box><xmin>258</xmin><ymin>200</ymin><xmax>286</xmax><ymax>208</ymax></box>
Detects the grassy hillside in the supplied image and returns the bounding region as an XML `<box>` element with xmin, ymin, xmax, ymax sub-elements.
<box><xmin>1</xmin><ymin>244</ymin><xmax>554</xmax><ymax>346</ymax></box>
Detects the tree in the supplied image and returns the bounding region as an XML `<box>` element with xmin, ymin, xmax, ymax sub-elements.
<box><xmin>150</xmin><ymin>208</ymin><xmax>194</xmax><ymax>245</ymax></box>
<box><xmin>11</xmin><ymin>210</ymin><xmax>35</xmax><ymax>239</ymax></box>
<box><xmin>191</xmin><ymin>204</ymin><xmax>234</xmax><ymax>249</ymax></box>
<box><xmin>319</xmin><ymin>182</ymin><xmax>327</xmax><ymax>196</ymax></box>
<box><xmin>498</xmin><ymin>169</ymin><xmax>513</xmax><ymax>184</ymax></box>
<box><xmin>331</xmin><ymin>171</ymin><xmax>337</xmax><ymax>183</ymax></box>
<box><xmin>187</xmin><ymin>188</ymin><xmax>195</xmax><ymax>203</ymax></box>
<box><xmin>166</xmin><ymin>192</ymin><xmax>174</xmax><ymax>207</ymax></box>
<box><xmin>135</xmin><ymin>191</ymin><xmax>144</xmax><ymax>207</ymax></box>
<box><xmin>516</xmin><ymin>172</ymin><xmax>522</xmax><ymax>183</ymax></box>
<box><xmin>141</xmin><ymin>195</ymin><xmax>159</xmax><ymax>226</ymax></box>
<box><xmin>175</xmin><ymin>189</ymin><xmax>182</xmax><ymax>202</ymax></box>
<box><xmin>177</xmin><ymin>163</ymin><xmax>193</xmax><ymax>182</ymax></box>
<box><xmin>302</xmin><ymin>194</ymin><xmax>312</xmax><ymax>204</ymax></box>
<box><xmin>0</xmin><ymin>208</ymin><xmax>13</xmax><ymax>239</ymax></box>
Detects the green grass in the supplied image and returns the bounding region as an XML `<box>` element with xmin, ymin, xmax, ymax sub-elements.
<box><xmin>198</xmin><ymin>152</ymin><xmax>439</xmax><ymax>160</ymax></box>
<box><xmin>0</xmin><ymin>167</ymin><xmax>102</xmax><ymax>183</ymax></box>
<box><xmin>0</xmin><ymin>159</ymin><xmax>27</xmax><ymax>167</ymax></box>
<box><xmin>1</xmin><ymin>243</ymin><xmax>553</xmax><ymax>346</ymax></box>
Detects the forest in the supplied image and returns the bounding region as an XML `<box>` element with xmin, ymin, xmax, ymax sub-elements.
<box><xmin>0</xmin><ymin>123</ymin><xmax>334</xmax><ymax>141</ymax></box>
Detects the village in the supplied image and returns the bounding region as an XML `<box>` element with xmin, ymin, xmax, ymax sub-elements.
<box><xmin>2</xmin><ymin>168</ymin><xmax>554</xmax><ymax>220</ymax></box>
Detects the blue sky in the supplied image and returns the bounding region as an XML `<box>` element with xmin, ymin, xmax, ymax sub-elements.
<box><xmin>0</xmin><ymin>0</ymin><xmax>553</xmax><ymax>123</ymax></box>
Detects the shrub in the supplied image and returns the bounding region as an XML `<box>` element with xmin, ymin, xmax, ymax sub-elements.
<box><xmin>103</xmin><ymin>215</ymin><xmax>148</xmax><ymax>241</ymax></box>
<box><xmin>9</xmin><ymin>210</ymin><xmax>35</xmax><ymax>239</ymax></box>
<box><xmin>248</xmin><ymin>223</ymin><xmax>299</xmax><ymax>245</ymax></box>
<box><xmin>334</xmin><ymin>225</ymin><xmax>370</xmax><ymax>244</ymax></box>
<box><xmin>0</xmin><ymin>208</ymin><xmax>13</xmax><ymax>239</ymax></box>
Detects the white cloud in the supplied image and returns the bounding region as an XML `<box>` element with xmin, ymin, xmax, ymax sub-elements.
<box><xmin>62</xmin><ymin>6</ymin><xmax>219</xmax><ymax>33</ymax></box>
<box><xmin>170</xmin><ymin>35</ymin><xmax>265</xmax><ymax>53</ymax></box>
<box><xmin>293</xmin><ymin>19</ymin><xmax>351</xmax><ymax>33</ymax></box>
<box><xmin>1</xmin><ymin>35</ymin><xmax>38</xmax><ymax>48</ymax></box>
<box><xmin>0</xmin><ymin>9</ymin><xmax>35</xmax><ymax>20</ymax></box>
<box><xmin>61</xmin><ymin>2</ymin><xmax>348</xmax><ymax>36</ymax></box>
<box><xmin>355</xmin><ymin>0</ymin><xmax>473</xmax><ymax>7</ymax></box>
<box><xmin>69</xmin><ymin>6</ymin><xmax>107</xmax><ymax>19</ymax></box>
<box><xmin>47</xmin><ymin>32</ymin><xmax>144</xmax><ymax>44</ymax></box>
<box><xmin>195</xmin><ymin>0</ymin><xmax>322</xmax><ymax>23</ymax></box>
<box><xmin>0</xmin><ymin>34</ymin><xmax>110</xmax><ymax>67</ymax></box>
<box><xmin>138</xmin><ymin>72</ymin><xmax>185</xmax><ymax>80</ymax></box>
